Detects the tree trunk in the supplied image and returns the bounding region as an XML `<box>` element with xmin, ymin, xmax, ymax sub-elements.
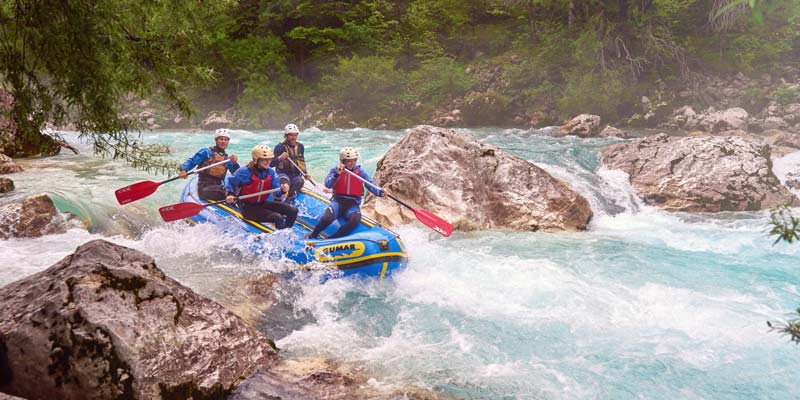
<box><xmin>568</xmin><ymin>0</ymin><xmax>575</xmax><ymax>26</ymax></box>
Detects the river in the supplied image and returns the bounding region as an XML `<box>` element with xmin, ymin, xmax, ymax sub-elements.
<box><xmin>1</xmin><ymin>128</ymin><xmax>799</xmax><ymax>399</ymax></box>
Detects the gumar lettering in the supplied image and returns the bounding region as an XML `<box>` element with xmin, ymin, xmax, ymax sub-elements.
<box><xmin>315</xmin><ymin>242</ymin><xmax>366</xmax><ymax>261</ymax></box>
<box><xmin>321</xmin><ymin>243</ymin><xmax>356</xmax><ymax>254</ymax></box>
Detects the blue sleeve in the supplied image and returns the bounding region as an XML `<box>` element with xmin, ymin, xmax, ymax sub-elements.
<box><xmin>227</xmin><ymin>159</ymin><xmax>240</xmax><ymax>173</ymax></box>
<box><xmin>270</xmin><ymin>144</ymin><xmax>284</xmax><ymax>168</ymax></box>
<box><xmin>269</xmin><ymin>169</ymin><xmax>283</xmax><ymax>201</ymax></box>
<box><xmin>357</xmin><ymin>166</ymin><xmax>384</xmax><ymax>196</ymax></box>
<box><xmin>225</xmin><ymin>166</ymin><xmax>249</xmax><ymax>194</ymax></box>
<box><xmin>180</xmin><ymin>148</ymin><xmax>211</xmax><ymax>172</ymax></box>
<box><xmin>324</xmin><ymin>167</ymin><xmax>339</xmax><ymax>189</ymax></box>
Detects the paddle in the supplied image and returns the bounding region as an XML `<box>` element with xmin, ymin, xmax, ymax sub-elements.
<box><xmin>341</xmin><ymin>168</ymin><xmax>454</xmax><ymax>237</ymax></box>
<box><xmin>285</xmin><ymin>157</ymin><xmax>320</xmax><ymax>188</ymax></box>
<box><xmin>115</xmin><ymin>158</ymin><xmax>232</xmax><ymax>205</ymax></box>
<box><xmin>158</xmin><ymin>188</ymin><xmax>282</xmax><ymax>222</ymax></box>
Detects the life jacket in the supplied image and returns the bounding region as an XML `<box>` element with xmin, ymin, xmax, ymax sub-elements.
<box><xmin>277</xmin><ymin>141</ymin><xmax>306</xmax><ymax>176</ymax></box>
<box><xmin>198</xmin><ymin>147</ymin><xmax>228</xmax><ymax>185</ymax></box>
<box><xmin>239</xmin><ymin>164</ymin><xmax>273</xmax><ymax>203</ymax></box>
<box><xmin>333</xmin><ymin>168</ymin><xmax>364</xmax><ymax>197</ymax></box>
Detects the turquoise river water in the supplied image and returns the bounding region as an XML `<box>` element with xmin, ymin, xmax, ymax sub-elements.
<box><xmin>1</xmin><ymin>127</ymin><xmax>799</xmax><ymax>399</ymax></box>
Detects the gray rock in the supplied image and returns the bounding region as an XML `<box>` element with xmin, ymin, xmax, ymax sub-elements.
<box><xmin>601</xmin><ymin>134</ymin><xmax>799</xmax><ymax>212</ymax></box>
<box><xmin>558</xmin><ymin>114</ymin><xmax>601</xmax><ymax>137</ymax></box>
<box><xmin>763</xmin><ymin>116</ymin><xmax>789</xmax><ymax>131</ymax></box>
<box><xmin>698</xmin><ymin>107</ymin><xmax>749</xmax><ymax>133</ymax></box>
<box><xmin>599</xmin><ymin>125</ymin><xmax>630</xmax><ymax>138</ymax></box>
<box><xmin>364</xmin><ymin>125</ymin><xmax>593</xmax><ymax>232</ymax></box>
<box><xmin>0</xmin><ymin>239</ymin><xmax>277</xmax><ymax>399</ymax></box>
<box><xmin>0</xmin><ymin>194</ymin><xmax>66</xmax><ymax>239</ymax></box>
<box><xmin>0</xmin><ymin>154</ymin><xmax>22</xmax><ymax>174</ymax></box>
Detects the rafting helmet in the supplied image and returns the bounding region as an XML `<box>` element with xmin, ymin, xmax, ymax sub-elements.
<box><xmin>284</xmin><ymin>124</ymin><xmax>300</xmax><ymax>135</ymax></box>
<box><xmin>251</xmin><ymin>144</ymin><xmax>274</xmax><ymax>161</ymax></box>
<box><xmin>215</xmin><ymin>128</ymin><xmax>230</xmax><ymax>139</ymax></box>
<box><xmin>339</xmin><ymin>147</ymin><xmax>359</xmax><ymax>161</ymax></box>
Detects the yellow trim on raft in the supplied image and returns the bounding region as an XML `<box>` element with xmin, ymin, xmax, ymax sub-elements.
<box><xmin>396</xmin><ymin>237</ymin><xmax>406</xmax><ymax>252</ymax></box>
<box><xmin>329</xmin><ymin>251</ymin><xmax>407</xmax><ymax>267</ymax></box>
<box><xmin>216</xmin><ymin>202</ymin><xmax>320</xmax><ymax>234</ymax></box>
<box><xmin>379</xmin><ymin>262</ymin><xmax>388</xmax><ymax>280</ymax></box>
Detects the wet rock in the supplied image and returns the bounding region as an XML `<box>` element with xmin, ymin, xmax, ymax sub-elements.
<box><xmin>558</xmin><ymin>114</ymin><xmax>601</xmax><ymax>137</ymax></box>
<box><xmin>365</xmin><ymin>125</ymin><xmax>593</xmax><ymax>232</ymax></box>
<box><xmin>599</xmin><ymin>125</ymin><xmax>630</xmax><ymax>138</ymax></box>
<box><xmin>0</xmin><ymin>239</ymin><xmax>277</xmax><ymax>400</ymax></box>
<box><xmin>0</xmin><ymin>177</ymin><xmax>12</xmax><ymax>193</ymax></box>
<box><xmin>0</xmin><ymin>154</ymin><xmax>22</xmax><ymax>174</ymax></box>
<box><xmin>764</xmin><ymin>129</ymin><xmax>800</xmax><ymax>149</ymax></box>
<box><xmin>202</xmin><ymin>111</ymin><xmax>233</xmax><ymax>129</ymax></box>
<box><xmin>231</xmin><ymin>357</ymin><xmax>451</xmax><ymax>400</ymax></box>
<box><xmin>0</xmin><ymin>194</ymin><xmax>66</xmax><ymax>239</ymax></box>
<box><xmin>601</xmin><ymin>134</ymin><xmax>799</xmax><ymax>212</ymax></box>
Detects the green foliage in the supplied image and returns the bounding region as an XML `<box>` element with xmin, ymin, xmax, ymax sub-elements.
<box><xmin>558</xmin><ymin>68</ymin><xmax>628</xmax><ymax>121</ymax></box>
<box><xmin>0</xmin><ymin>0</ymin><xmax>230</xmax><ymax>166</ymax></box>
<box><xmin>319</xmin><ymin>55</ymin><xmax>404</xmax><ymax>119</ymax></box>
<box><xmin>461</xmin><ymin>91</ymin><xmax>512</xmax><ymax>126</ymax></box>
<box><xmin>766</xmin><ymin>205</ymin><xmax>800</xmax><ymax>345</ymax></box>
<box><xmin>405</xmin><ymin>58</ymin><xmax>474</xmax><ymax>107</ymax></box>
<box><xmin>219</xmin><ymin>35</ymin><xmax>300</xmax><ymax>126</ymax></box>
<box><xmin>741</xmin><ymin>87</ymin><xmax>770</xmax><ymax>113</ymax></box>
<box><xmin>385</xmin><ymin>0</ymin><xmax>469</xmax><ymax>68</ymax></box>
<box><xmin>730</xmin><ymin>34</ymin><xmax>791</xmax><ymax>72</ymax></box>
<box><xmin>8</xmin><ymin>0</ymin><xmax>800</xmax><ymax>148</ymax></box>
<box><xmin>769</xmin><ymin>206</ymin><xmax>800</xmax><ymax>244</ymax></box>
<box><xmin>772</xmin><ymin>87</ymin><xmax>800</xmax><ymax>106</ymax></box>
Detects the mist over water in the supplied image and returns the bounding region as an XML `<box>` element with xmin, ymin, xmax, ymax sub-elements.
<box><xmin>2</xmin><ymin>128</ymin><xmax>798</xmax><ymax>399</ymax></box>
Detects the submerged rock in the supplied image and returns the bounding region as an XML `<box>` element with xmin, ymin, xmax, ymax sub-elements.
<box><xmin>231</xmin><ymin>357</ymin><xmax>451</xmax><ymax>400</ymax></box>
<box><xmin>0</xmin><ymin>239</ymin><xmax>277</xmax><ymax>399</ymax></box>
<box><xmin>365</xmin><ymin>125</ymin><xmax>592</xmax><ymax>232</ymax></box>
<box><xmin>601</xmin><ymin>134</ymin><xmax>799</xmax><ymax>212</ymax></box>
<box><xmin>0</xmin><ymin>177</ymin><xmax>12</xmax><ymax>193</ymax></box>
<box><xmin>0</xmin><ymin>154</ymin><xmax>22</xmax><ymax>174</ymax></box>
<box><xmin>0</xmin><ymin>194</ymin><xmax>66</xmax><ymax>239</ymax></box>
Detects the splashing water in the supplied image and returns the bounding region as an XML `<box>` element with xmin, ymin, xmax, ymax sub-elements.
<box><xmin>1</xmin><ymin>128</ymin><xmax>798</xmax><ymax>399</ymax></box>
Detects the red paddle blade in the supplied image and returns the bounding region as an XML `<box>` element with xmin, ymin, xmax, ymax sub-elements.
<box><xmin>115</xmin><ymin>181</ymin><xmax>160</xmax><ymax>205</ymax></box>
<box><xmin>412</xmin><ymin>208</ymin><xmax>454</xmax><ymax>237</ymax></box>
<box><xmin>159</xmin><ymin>202</ymin><xmax>206</xmax><ymax>222</ymax></box>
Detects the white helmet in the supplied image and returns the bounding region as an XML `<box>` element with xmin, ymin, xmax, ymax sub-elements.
<box><xmin>339</xmin><ymin>147</ymin><xmax>359</xmax><ymax>161</ymax></box>
<box><xmin>215</xmin><ymin>128</ymin><xmax>230</xmax><ymax>139</ymax></box>
<box><xmin>284</xmin><ymin>124</ymin><xmax>300</xmax><ymax>135</ymax></box>
<box><xmin>251</xmin><ymin>144</ymin><xmax>274</xmax><ymax>161</ymax></box>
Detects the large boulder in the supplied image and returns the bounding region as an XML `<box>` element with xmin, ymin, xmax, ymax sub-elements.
<box><xmin>601</xmin><ymin>134</ymin><xmax>799</xmax><ymax>212</ymax></box>
<box><xmin>365</xmin><ymin>125</ymin><xmax>593</xmax><ymax>232</ymax></box>
<box><xmin>0</xmin><ymin>240</ymin><xmax>277</xmax><ymax>399</ymax></box>
<box><xmin>0</xmin><ymin>194</ymin><xmax>66</xmax><ymax>239</ymax></box>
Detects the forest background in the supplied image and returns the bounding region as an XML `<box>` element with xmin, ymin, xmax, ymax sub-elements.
<box><xmin>1</xmin><ymin>0</ymin><xmax>799</xmax><ymax>156</ymax></box>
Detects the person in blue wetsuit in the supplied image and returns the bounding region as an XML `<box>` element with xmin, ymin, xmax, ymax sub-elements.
<box><xmin>305</xmin><ymin>147</ymin><xmax>389</xmax><ymax>239</ymax></box>
<box><xmin>225</xmin><ymin>144</ymin><xmax>298</xmax><ymax>229</ymax></box>
<box><xmin>270</xmin><ymin>123</ymin><xmax>312</xmax><ymax>203</ymax></box>
<box><xmin>179</xmin><ymin>128</ymin><xmax>239</xmax><ymax>201</ymax></box>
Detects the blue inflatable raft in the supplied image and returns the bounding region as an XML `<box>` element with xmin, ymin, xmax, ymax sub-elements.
<box><xmin>180</xmin><ymin>177</ymin><xmax>408</xmax><ymax>279</ymax></box>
